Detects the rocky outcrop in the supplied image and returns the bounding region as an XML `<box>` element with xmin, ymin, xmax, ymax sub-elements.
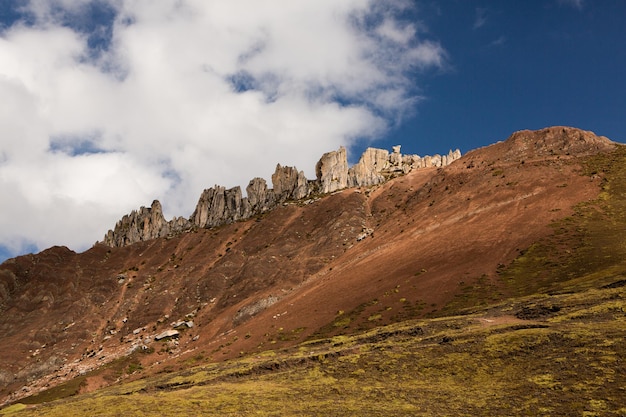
<box><xmin>316</xmin><ymin>147</ymin><xmax>349</xmax><ymax>193</ymax></box>
<box><xmin>190</xmin><ymin>186</ymin><xmax>251</xmax><ymax>228</ymax></box>
<box><xmin>271</xmin><ymin>164</ymin><xmax>311</xmax><ymax>201</ymax></box>
<box><xmin>190</xmin><ymin>163</ymin><xmax>316</xmax><ymax>229</ymax></box>
<box><xmin>246</xmin><ymin>178</ymin><xmax>272</xmax><ymax>211</ymax></box>
<box><xmin>102</xmin><ymin>200</ymin><xmax>191</xmax><ymax>247</ymax></box>
<box><xmin>348</xmin><ymin>147</ymin><xmax>389</xmax><ymax>187</ymax></box>
<box><xmin>102</xmin><ymin>144</ymin><xmax>462</xmax><ymax>247</ymax></box>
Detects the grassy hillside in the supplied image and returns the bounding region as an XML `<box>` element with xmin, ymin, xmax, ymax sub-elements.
<box><xmin>440</xmin><ymin>145</ymin><xmax>626</xmax><ymax>314</ymax></box>
<box><xmin>3</xmin><ymin>146</ymin><xmax>626</xmax><ymax>416</ymax></box>
<box><xmin>3</xmin><ymin>282</ymin><xmax>624</xmax><ymax>416</ymax></box>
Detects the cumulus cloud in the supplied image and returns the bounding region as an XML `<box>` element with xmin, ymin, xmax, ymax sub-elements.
<box><xmin>0</xmin><ymin>0</ymin><xmax>446</xmax><ymax>258</ymax></box>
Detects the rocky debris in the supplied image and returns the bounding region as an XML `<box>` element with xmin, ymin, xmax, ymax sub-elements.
<box><xmin>234</xmin><ymin>295</ymin><xmax>280</xmax><ymax>325</ymax></box>
<box><xmin>172</xmin><ymin>320</ymin><xmax>194</xmax><ymax>330</ymax></box>
<box><xmin>155</xmin><ymin>330</ymin><xmax>179</xmax><ymax>341</ymax></box>
<box><xmin>356</xmin><ymin>227</ymin><xmax>374</xmax><ymax>241</ymax></box>
<box><xmin>102</xmin><ymin>144</ymin><xmax>462</xmax><ymax>247</ymax></box>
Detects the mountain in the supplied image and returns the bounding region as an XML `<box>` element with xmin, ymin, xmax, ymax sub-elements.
<box><xmin>0</xmin><ymin>126</ymin><xmax>624</xmax><ymax>415</ymax></box>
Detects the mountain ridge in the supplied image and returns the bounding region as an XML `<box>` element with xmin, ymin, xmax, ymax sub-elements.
<box><xmin>101</xmin><ymin>145</ymin><xmax>462</xmax><ymax>247</ymax></box>
<box><xmin>0</xmin><ymin>126</ymin><xmax>619</xmax><ymax>409</ymax></box>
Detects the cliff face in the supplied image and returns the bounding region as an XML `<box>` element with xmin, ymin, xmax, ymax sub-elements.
<box><xmin>316</xmin><ymin>146</ymin><xmax>350</xmax><ymax>193</ymax></box>
<box><xmin>101</xmin><ymin>145</ymin><xmax>462</xmax><ymax>247</ymax></box>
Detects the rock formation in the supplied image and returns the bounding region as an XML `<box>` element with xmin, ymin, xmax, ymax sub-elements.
<box><xmin>271</xmin><ymin>164</ymin><xmax>311</xmax><ymax>201</ymax></box>
<box><xmin>316</xmin><ymin>147</ymin><xmax>349</xmax><ymax>193</ymax></box>
<box><xmin>102</xmin><ymin>200</ymin><xmax>191</xmax><ymax>247</ymax></box>
<box><xmin>190</xmin><ymin>186</ymin><xmax>251</xmax><ymax>228</ymax></box>
<box><xmin>246</xmin><ymin>178</ymin><xmax>274</xmax><ymax>212</ymax></box>
<box><xmin>102</xmin><ymin>144</ymin><xmax>462</xmax><ymax>247</ymax></box>
<box><xmin>348</xmin><ymin>147</ymin><xmax>389</xmax><ymax>187</ymax></box>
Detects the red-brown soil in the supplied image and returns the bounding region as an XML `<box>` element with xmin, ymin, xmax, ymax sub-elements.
<box><xmin>0</xmin><ymin>126</ymin><xmax>615</xmax><ymax>405</ymax></box>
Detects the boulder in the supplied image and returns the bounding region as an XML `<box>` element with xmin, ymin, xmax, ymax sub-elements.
<box><xmin>172</xmin><ymin>321</ymin><xmax>194</xmax><ymax>330</ymax></box>
<box><xmin>155</xmin><ymin>330</ymin><xmax>179</xmax><ymax>341</ymax></box>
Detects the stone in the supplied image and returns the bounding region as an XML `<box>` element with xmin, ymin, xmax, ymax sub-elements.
<box><xmin>172</xmin><ymin>321</ymin><xmax>194</xmax><ymax>329</ymax></box>
<box><xmin>154</xmin><ymin>330</ymin><xmax>179</xmax><ymax>341</ymax></box>
<box><xmin>316</xmin><ymin>147</ymin><xmax>349</xmax><ymax>194</ymax></box>
<box><xmin>247</xmin><ymin>177</ymin><xmax>274</xmax><ymax>211</ymax></box>
<box><xmin>102</xmin><ymin>200</ymin><xmax>192</xmax><ymax>247</ymax></box>
<box><xmin>271</xmin><ymin>164</ymin><xmax>310</xmax><ymax>201</ymax></box>
<box><xmin>356</xmin><ymin>227</ymin><xmax>374</xmax><ymax>241</ymax></box>
<box><xmin>101</xmin><ymin>143</ymin><xmax>461</xmax><ymax>248</ymax></box>
<box><xmin>389</xmin><ymin>145</ymin><xmax>402</xmax><ymax>167</ymax></box>
<box><xmin>348</xmin><ymin>148</ymin><xmax>389</xmax><ymax>187</ymax></box>
<box><xmin>190</xmin><ymin>186</ymin><xmax>226</xmax><ymax>228</ymax></box>
<box><xmin>190</xmin><ymin>185</ymin><xmax>249</xmax><ymax>228</ymax></box>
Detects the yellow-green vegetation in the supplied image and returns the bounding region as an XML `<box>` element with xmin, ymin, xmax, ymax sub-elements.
<box><xmin>5</xmin><ymin>281</ymin><xmax>624</xmax><ymax>416</ymax></box>
<box><xmin>0</xmin><ymin>404</ymin><xmax>26</xmax><ymax>415</ymax></box>
<box><xmin>15</xmin><ymin>376</ymin><xmax>87</xmax><ymax>406</ymax></box>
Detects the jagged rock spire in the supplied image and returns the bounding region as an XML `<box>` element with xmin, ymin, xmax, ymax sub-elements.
<box><xmin>101</xmin><ymin>145</ymin><xmax>462</xmax><ymax>247</ymax></box>
<box><xmin>102</xmin><ymin>200</ymin><xmax>191</xmax><ymax>247</ymax></box>
<box><xmin>316</xmin><ymin>146</ymin><xmax>349</xmax><ymax>193</ymax></box>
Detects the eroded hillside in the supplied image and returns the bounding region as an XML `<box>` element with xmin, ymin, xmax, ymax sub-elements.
<box><xmin>0</xmin><ymin>126</ymin><xmax>619</xmax><ymax>409</ymax></box>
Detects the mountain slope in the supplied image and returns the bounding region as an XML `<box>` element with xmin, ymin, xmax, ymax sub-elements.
<box><xmin>9</xmin><ymin>281</ymin><xmax>625</xmax><ymax>416</ymax></box>
<box><xmin>0</xmin><ymin>126</ymin><xmax>619</xmax><ymax>408</ymax></box>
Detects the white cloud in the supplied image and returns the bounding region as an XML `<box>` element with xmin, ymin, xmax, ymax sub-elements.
<box><xmin>0</xmin><ymin>0</ymin><xmax>446</xmax><ymax>258</ymax></box>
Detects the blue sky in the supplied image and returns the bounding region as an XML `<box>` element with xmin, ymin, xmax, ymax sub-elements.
<box><xmin>381</xmin><ymin>0</ymin><xmax>626</xmax><ymax>155</ymax></box>
<box><xmin>0</xmin><ymin>0</ymin><xmax>624</xmax><ymax>262</ymax></box>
